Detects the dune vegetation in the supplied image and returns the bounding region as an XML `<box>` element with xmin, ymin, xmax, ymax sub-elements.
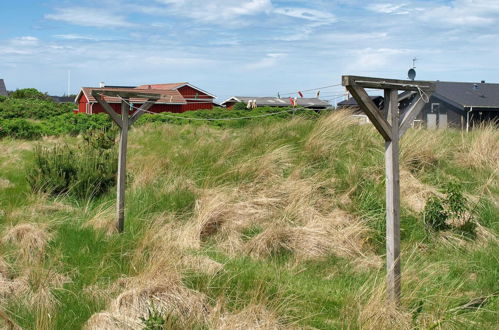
<box><xmin>0</xmin><ymin>110</ymin><xmax>497</xmax><ymax>329</ymax></box>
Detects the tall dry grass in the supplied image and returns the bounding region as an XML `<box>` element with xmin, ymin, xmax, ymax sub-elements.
<box><xmin>342</xmin><ymin>250</ymin><xmax>490</xmax><ymax>330</ymax></box>
<box><xmin>458</xmin><ymin>123</ymin><xmax>499</xmax><ymax>170</ymax></box>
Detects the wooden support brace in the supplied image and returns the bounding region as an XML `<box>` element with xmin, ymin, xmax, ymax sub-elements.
<box><xmin>343</xmin><ymin>75</ymin><xmax>434</xmax><ymax>92</ymax></box>
<box><xmin>91</xmin><ymin>92</ymin><xmax>123</xmax><ymax>128</ymax></box>
<box><xmin>129</xmin><ymin>100</ymin><xmax>156</xmax><ymax>127</ymax></box>
<box><xmin>346</xmin><ymin>85</ymin><xmax>392</xmax><ymax>141</ymax></box>
<box><xmin>398</xmin><ymin>96</ymin><xmax>425</xmax><ymax>138</ymax></box>
<box><xmin>98</xmin><ymin>90</ymin><xmax>161</xmax><ymax>99</ymax></box>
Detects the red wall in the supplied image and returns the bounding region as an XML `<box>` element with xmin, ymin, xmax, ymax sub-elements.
<box><xmin>78</xmin><ymin>94</ymin><xmax>88</xmax><ymax>113</ymax></box>
<box><xmin>181</xmin><ymin>103</ymin><xmax>213</xmax><ymax>111</ymax></box>
<box><xmin>177</xmin><ymin>85</ymin><xmax>211</xmax><ymax>100</ymax></box>
<box><xmin>91</xmin><ymin>103</ymin><xmax>121</xmax><ymax>114</ymax></box>
<box><xmin>89</xmin><ymin>102</ymin><xmax>213</xmax><ymax>114</ymax></box>
<box><xmin>90</xmin><ymin>103</ymin><xmax>188</xmax><ymax>114</ymax></box>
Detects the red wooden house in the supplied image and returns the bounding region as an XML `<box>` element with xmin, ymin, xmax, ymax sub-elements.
<box><xmin>75</xmin><ymin>82</ymin><xmax>215</xmax><ymax>114</ymax></box>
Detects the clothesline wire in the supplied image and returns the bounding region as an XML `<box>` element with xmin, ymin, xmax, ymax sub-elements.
<box><xmin>118</xmin><ymin>97</ymin><xmax>333</xmax><ymax>122</ymax></box>
<box><xmin>278</xmin><ymin>83</ymin><xmax>343</xmax><ymax>96</ymax></box>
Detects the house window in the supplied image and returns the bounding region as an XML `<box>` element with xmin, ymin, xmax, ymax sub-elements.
<box><xmin>431</xmin><ymin>103</ymin><xmax>440</xmax><ymax>113</ymax></box>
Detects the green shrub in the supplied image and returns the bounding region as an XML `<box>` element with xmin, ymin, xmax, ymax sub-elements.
<box><xmin>27</xmin><ymin>130</ymin><xmax>117</xmax><ymax>199</ymax></box>
<box><xmin>9</xmin><ymin>88</ymin><xmax>51</xmax><ymax>101</ymax></box>
<box><xmin>232</xmin><ymin>102</ymin><xmax>248</xmax><ymax>111</ymax></box>
<box><xmin>0</xmin><ymin>118</ymin><xmax>42</xmax><ymax>139</ymax></box>
<box><xmin>41</xmin><ymin>113</ymin><xmax>113</xmax><ymax>136</ymax></box>
<box><xmin>136</xmin><ymin>106</ymin><xmax>324</xmax><ymax>129</ymax></box>
<box><xmin>423</xmin><ymin>183</ymin><xmax>476</xmax><ymax>238</ymax></box>
<box><xmin>423</xmin><ymin>196</ymin><xmax>450</xmax><ymax>231</ymax></box>
<box><xmin>0</xmin><ymin>97</ymin><xmax>73</xmax><ymax>120</ymax></box>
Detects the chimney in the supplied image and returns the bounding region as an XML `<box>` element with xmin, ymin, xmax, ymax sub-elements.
<box><xmin>99</xmin><ymin>82</ymin><xmax>105</xmax><ymax>88</ymax></box>
<box><xmin>481</xmin><ymin>80</ymin><xmax>485</xmax><ymax>83</ymax></box>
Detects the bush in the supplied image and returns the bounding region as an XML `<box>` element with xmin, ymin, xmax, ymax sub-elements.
<box><xmin>27</xmin><ymin>130</ymin><xmax>117</xmax><ymax>199</ymax></box>
<box><xmin>423</xmin><ymin>196</ymin><xmax>450</xmax><ymax>231</ymax></box>
<box><xmin>232</xmin><ymin>102</ymin><xmax>249</xmax><ymax>111</ymax></box>
<box><xmin>0</xmin><ymin>98</ymin><xmax>73</xmax><ymax>120</ymax></box>
<box><xmin>423</xmin><ymin>183</ymin><xmax>476</xmax><ymax>238</ymax></box>
<box><xmin>136</xmin><ymin>106</ymin><xmax>324</xmax><ymax>129</ymax></box>
<box><xmin>41</xmin><ymin>113</ymin><xmax>113</xmax><ymax>136</ymax></box>
<box><xmin>0</xmin><ymin>118</ymin><xmax>42</xmax><ymax>139</ymax></box>
<box><xmin>9</xmin><ymin>88</ymin><xmax>51</xmax><ymax>101</ymax></box>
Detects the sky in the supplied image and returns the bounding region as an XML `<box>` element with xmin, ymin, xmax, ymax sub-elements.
<box><xmin>1</xmin><ymin>0</ymin><xmax>499</xmax><ymax>102</ymax></box>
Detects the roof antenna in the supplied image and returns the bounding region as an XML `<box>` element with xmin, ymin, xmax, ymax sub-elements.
<box><xmin>407</xmin><ymin>57</ymin><xmax>417</xmax><ymax>81</ymax></box>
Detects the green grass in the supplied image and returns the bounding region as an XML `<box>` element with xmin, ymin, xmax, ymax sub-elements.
<box><xmin>0</xmin><ymin>113</ymin><xmax>497</xmax><ymax>329</ymax></box>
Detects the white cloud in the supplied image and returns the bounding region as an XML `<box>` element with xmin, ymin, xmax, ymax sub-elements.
<box><xmin>274</xmin><ymin>7</ymin><xmax>336</xmax><ymax>23</ymax></box>
<box><xmin>152</xmin><ymin>0</ymin><xmax>272</xmax><ymax>22</ymax></box>
<box><xmin>45</xmin><ymin>7</ymin><xmax>134</xmax><ymax>28</ymax></box>
<box><xmin>367</xmin><ymin>3</ymin><xmax>409</xmax><ymax>14</ymax></box>
<box><xmin>368</xmin><ymin>0</ymin><xmax>499</xmax><ymax>26</ymax></box>
<box><xmin>346</xmin><ymin>48</ymin><xmax>410</xmax><ymax>72</ymax></box>
<box><xmin>418</xmin><ymin>1</ymin><xmax>497</xmax><ymax>27</ymax></box>
<box><xmin>54</xmin><ymin>34</ymin><xmax>99</xmax><ymax>41</ymax></box>
<box><xmin>11</xmin><ymin>36</ymin><xmax>39</xmax><ymax>46</ymax></box>
<box><xmin>246</xmin><ymin>53</ymin><xmax>286</xmax><ymax>69</ymax></box>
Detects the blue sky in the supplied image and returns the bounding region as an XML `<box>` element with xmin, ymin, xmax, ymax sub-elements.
<box><xmin>1</xmin><ymin>0</ymin><xmax>499</xmax><ymax>102</ymax></box>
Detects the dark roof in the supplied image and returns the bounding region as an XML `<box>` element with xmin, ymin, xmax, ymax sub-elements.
<box><xmin>337</xmin><ymin>95</ymin><xmax>384</xmax><ymax>107</ymax></box>
<box><xmin>51</xmin><ymin>96</ymin><xmax>75</xmax><ymax>103</ymax></box>
<box><xmin>433</xmin><ymin>81</ymin><xmax>499</xmax><ymax>109</ymax></box>
<box><xmin>0</xmin><ymin>79</ymin><xmax>7</xmax><ymax>96</ymax></box>
<box><xmin>222</xmin><ymin>96</ymin><xmax>331</xmax><ymax>108</ymax></box>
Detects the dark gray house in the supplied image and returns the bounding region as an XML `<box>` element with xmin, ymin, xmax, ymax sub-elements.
<box><xmin>50</xmin><ymin>96</ymin><xmax>75</xmax><ymax>103</ymax></box>
<box><xmin>337</xmin><ymin>80</ymin><xmax>499</xmax><ymax>130</ymax></box>
<box><xmin>337</xmin><ymin>95</ymin><xmax>384</xmax><ymax>111</ymax></box>
<box><xmin>221</xmin><ymin>96</ymin><xmax>331</xmax><ymax>109</ymax></box>
<box><xmin>400</xmin><ymin>81</ymin><xmax>499</xmax><ymax>130</ymax></box>
<box><xmin>0</xmin><ymin>79</ymin><xmax>7</xmax><ymax>96</ymax></box>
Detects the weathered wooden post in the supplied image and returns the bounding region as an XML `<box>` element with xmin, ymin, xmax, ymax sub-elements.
<box><xmin>116</xmin><ymin>98</ymin><xmax>129</xmax><ymax>233</ymax></box>
<box><xmin>342</xmin><ymin>76</ymin><xmax>434</xmax><ymax>302</ymax></box>
<box><xmin>91</xmin><ymin>90</ymin><xmax>160</xmax><ymax>233</ymax></box>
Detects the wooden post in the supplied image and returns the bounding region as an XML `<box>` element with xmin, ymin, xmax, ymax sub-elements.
<box><xmin>384</xmin><ymin>89</ymin><xmax>401</xmax><ymax>301</ymax></box>
<box><xmin>116</xmin><ymin>99</ymin><xmax>129</xmax><ymax>233</ymax></box>
<box><xmin>91</xmin><ymin>90</ymin><xmax>160</xmax><ymax>233</ymax></box>
<box><xmin>342</xmin><ymin>76</ymin><xmax>434</xmax><ymax>304</ymax></box>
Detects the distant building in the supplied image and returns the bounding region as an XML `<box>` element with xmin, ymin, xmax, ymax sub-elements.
<box><xmin>51</xmin><ymin>96</ymin><xmax>75</xmax><ymax>103</ymax></box>
<box><xmin>337</xmin><ymin>96</ymin><xmax>384</xmax><ymax>111</ymax></box>
<box><xmin>75</xmin><ymin>82</ymin><xmax>215</xmax><ymax>114</ymax></box>
<box><xmin>337</xmin><ymin>81</ymin><xmax>499</xmax><ymax>130</ymax></box>
<box><xmin>0</xmin><ymin>79</ymin><xmax>7</xmax><ymax>96</ymax></box>
<box><xmin>221</xmin><ymin>96</ymin><xmax>331</xmax><ymax>109</ymax></box>
<box><xmin>400</xmin><ymin>80</ymin><xmax>499</xmax><ymax>130</ymax></box>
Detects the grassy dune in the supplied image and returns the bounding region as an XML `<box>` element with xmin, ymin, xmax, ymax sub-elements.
<box><xmin>0</xmin><ymin>112</ymin><xmax>497</xmax><ymax>329</ymax></box>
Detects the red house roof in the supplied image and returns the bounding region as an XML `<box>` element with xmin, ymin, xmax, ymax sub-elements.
<box><xmin>136</xmin><ymin>82</ymin><xmax>216</xmax><ymax>98</ymax></box>
<box><xmin>78</xmin><ymin>87</ymin><xmax>187</xmax><ymax>104</ymax></box>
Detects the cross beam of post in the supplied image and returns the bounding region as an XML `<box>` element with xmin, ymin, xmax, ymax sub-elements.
<box><xmin>91</xmin><ymin>90</ymin><xmax>160</xmax><ymax>233</ymax></box>
<box><xmin>341</xmin><ymin>76</ymin><xmax>435</xmax><ymax>302</ymax></box>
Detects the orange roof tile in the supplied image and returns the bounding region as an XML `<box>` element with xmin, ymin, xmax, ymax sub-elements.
<box><xmin>136</xmin><ymin>83</ymin><xmax>187</xmax><ymax>90</ymax></box>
